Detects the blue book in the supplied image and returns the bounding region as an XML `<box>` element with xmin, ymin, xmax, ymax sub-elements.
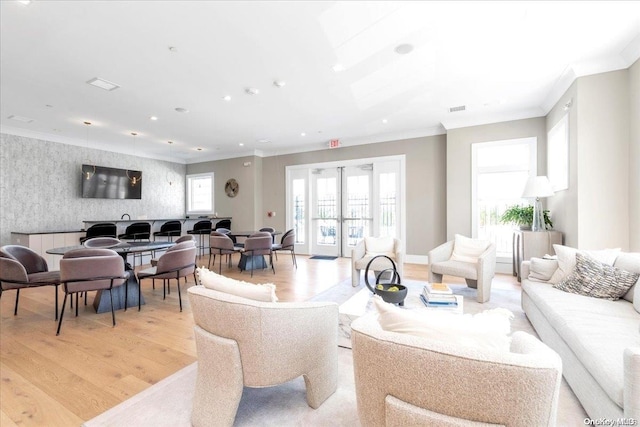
<box><xmin>420</xmin><ymin>294</ymin><xmax>458</xmax><ymax>307</ymax></box>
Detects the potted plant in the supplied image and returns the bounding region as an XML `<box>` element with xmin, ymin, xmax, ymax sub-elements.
<box><xmin>500</xmin><ymin>205</ymin><xmax>553</xmax><ymax>230</ymax></box>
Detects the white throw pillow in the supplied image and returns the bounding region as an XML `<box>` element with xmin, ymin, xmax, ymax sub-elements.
<box><xmin>548</xmin><ymin>245</ymin><xmax>621</xmax><ymax>284</ymax></box>
<box><xmin>373</xmin><ymin>296</ymin><xmax>513</xmax><ymax>352</ymax></box>
<box><xmin>196</xmin><ymin>267</ymin><xmax>278</xmax><ymax>302</ymax></box>
<box><xmin>450</xmin><ymin>234</ymin><xmax>490</xmax><ymax>263</ymax></box>
<box><xmin>365</xmin><ymin>236</ymin><xmax>395</xmax><ymax>257</ymax></box>
<box><xmin>528</xmin><ymin>257</ymin><xmax>559</xmax><ymax>283</ymax></box>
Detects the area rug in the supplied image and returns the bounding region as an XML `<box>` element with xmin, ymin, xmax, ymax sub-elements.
<box><xmin>309</xmin><ymin>255</ymin><xmax>338</xmax><ymax>260</ymax></box>
<box><xmin>84</xmin><ymin>277</ymin><xmax>587</xmax><ymax>427</ymax></box>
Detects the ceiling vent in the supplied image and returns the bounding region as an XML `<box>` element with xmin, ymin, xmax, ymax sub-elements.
<box><xmin>8</xmin><ymin>115</ymin><xmax>34</xmax><ymax>123</ymax></box>
<box><xmin>449</xmin><ymin>105</ymin><xmax>466</xmax><ymax>113</ymax></box>
<box><xmin>86</xmin><ymin>77</ymin><xmax>120</xmax><ymax>91</ymax></box>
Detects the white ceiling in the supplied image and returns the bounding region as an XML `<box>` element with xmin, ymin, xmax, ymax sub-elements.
<box><xmin>1</xmin><ymin>1</ymin><xmax>639</xmax><ymax>164</ymax></box>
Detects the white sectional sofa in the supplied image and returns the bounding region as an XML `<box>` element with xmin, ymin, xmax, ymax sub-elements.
<box><xmin>520</xmin><ymin>247</ymin><xmax>640</xmax><ymax>420</ymax></box>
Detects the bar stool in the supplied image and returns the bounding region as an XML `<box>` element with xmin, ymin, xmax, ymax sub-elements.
<box><xmin>154</xmin><ymin>220</ymin><xmax>182</xmax><ymax>242</ymax></box>
<box><xmin>187</xmin><ymin>220</ymin><xmax>212</xmax><ymax>257</ymax></box>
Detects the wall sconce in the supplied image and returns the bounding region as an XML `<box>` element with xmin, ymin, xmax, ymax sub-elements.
<box><xmin>81</xmin><ymin>121</ymin><xmax>96</xmax><ymax>180</ymax></box>
<box><xmin>126</xmin><ymin>132</ymin><xmax>142</xmax><ymax>186</ymax></box>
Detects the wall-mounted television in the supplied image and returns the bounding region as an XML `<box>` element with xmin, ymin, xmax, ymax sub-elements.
<box><xmin>81</xmin><ymin>164</ymin><xmax>142</xmax><ymax>199</ymax></box>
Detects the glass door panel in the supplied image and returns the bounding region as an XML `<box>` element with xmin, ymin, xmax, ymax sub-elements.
<box><xmin>342</xmin><ymin>165</ymin><xmax>372</xmax><ymax>256</ymax></box>
<box><xmin>311</xmin><ymin>168</ymin><xmax>340</xmax><ymax>256</ymax></box>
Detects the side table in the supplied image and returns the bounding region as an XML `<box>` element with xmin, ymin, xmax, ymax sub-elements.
<box><xmin>512</xmin><ymin>230</ymin><xmax>563</xmax><ymax>281</ymax></box>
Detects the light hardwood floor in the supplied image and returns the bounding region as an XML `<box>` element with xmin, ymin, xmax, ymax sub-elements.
<box><xmin>0</xmin><ymin>253</ymin><xmax>519</xmax><ymax>426</ymax></box>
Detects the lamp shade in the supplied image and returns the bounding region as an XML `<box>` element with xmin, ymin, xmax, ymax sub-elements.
<box><xmin>522</xmin><ymin>176</ymin><xmax>555</xmax><ymax>198</ymax></box>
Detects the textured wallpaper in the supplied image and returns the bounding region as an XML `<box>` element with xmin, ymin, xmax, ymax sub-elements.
<box><xmin>0</xmin><ymin>133</ymin><xmax>186</xmax><ymax>246</ymax></box>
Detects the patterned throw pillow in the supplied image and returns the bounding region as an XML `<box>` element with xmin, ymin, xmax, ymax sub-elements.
<box><xmin>554</xmin><ymin>253</ymin><xmax>640</xmax><ymax>300</ymax></box>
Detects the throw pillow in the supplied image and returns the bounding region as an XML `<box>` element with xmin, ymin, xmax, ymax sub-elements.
<box><xmin>450</xmin><ymin>234</ymin><xmax>490</xmax><ymax>263</ymax></box>
<box><xmin>613</xmin><ymin>253</ymin><xmax>640</xmax><ymax>306</ymax></box>
<box><xmin>528</xmin><ymin>257</ymin><xmax>559</xmax><ymax>283</ymax></box>
<box><xmin>548</xmin><ymin>245</ymin><xmax>621</xmax><ymax>284</ymax></box>
<box><xmin>553</xmin><ymin>253</ymin><xmax>639</xmax><ymax>300</ymax></box>
<box><xmin>196</xmin><ymin>267</ymin><xmax>278</xmax><ymax>302</ymax></box>
<box><xmin>373</xmin><ymin>296</ymin><xmax>513</xmax><ymax>352</ymax></box>
<box><xmin>365</xmin><ymin>236</ymin><xmax>395</xmax><ymax>257</ymax></box>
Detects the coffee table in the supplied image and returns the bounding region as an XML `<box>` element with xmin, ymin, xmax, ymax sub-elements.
<box><xmin>338</xmin><ymin>281</ymin><xmax>464</xmax><ymax>347</ymax></box>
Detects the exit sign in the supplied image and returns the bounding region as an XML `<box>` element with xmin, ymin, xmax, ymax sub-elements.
<box><xmin>329</xmin><ymin>139</ymin><xmax>340</xmax><ymax>149</ymax></box>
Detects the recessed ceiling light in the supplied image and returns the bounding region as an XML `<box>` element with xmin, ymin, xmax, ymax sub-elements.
<box><xmin>258</xmin><ymin>139</ymin><xmax>270</xmax><ymax>143</ymax></box>
<box><xmin>196</xmin><ymin>147</ymin><xmax>202</xmax><ymax>151</ymax></box>
<box><xmin>168</xmin><ymin>46</ymin><xmax>178</xmax><ymax>52</ymax></box>
<box><xmin>301</xmin><ymin>132</ymin><xmax>306</xmax><ymax>137</ymax></box>
<box><xmin>17</xmin><ymin>1</ymin><xmax>31</xmax><ymax>5</ymax></box>
<box><xmin>239</xmin><ymin>143</ymin><xmax>244</xmax><ymax>147</ymax></box>
<box><xmin>175</xmin><ymin>107</ymin><xmax>189</xmax><ymax>113</ymax></box>
<box><xmin>332</xmin><ymin>63</ymin><xmax>345</xmax><ymax>72</ymax></box>
<box><xmin>150</xmin><ymin>116</ymin><xmax>158</xmax><ymax>121</ymax></box>
<box><xmin>8</xmin><ymin>115</ymin><xmax>34</xmax><ymax>123</ymax></box>
<box><xmin>394</xmin><ymin>43</ymin><xmax>414</xmax><ymax>55</ymax></box>
<box><xmin>45</xmin><ymin>104</ymin><xmax>53</xmax><ymax>108</ymax></box>
<box><xmin>245</xmin><ymin>87</ymin><xmax>260</xmax><ymax>95</ymax></box>
<box><xmin>131</xmin><ymin>132</ymin><xmax>138</xmax><ymax>136</ymax></box>
<box><xmin>223</xmin><ymin>95</ymin><xmax>231</xmax><ymax>101</ymax></box>
<box><xmin>382</xmin><ymin>119</ymin><xmax>388</xmax><ymax>124</ymax></box>
<box><xmin>86</xmin><ymin>77</ymin><xmax>120</xmax><ymax>91</ymax></box>
<box><xmin>273</xmin><ymin>80</ymin><xmax>286</xmax><ymax>88</ymax></box>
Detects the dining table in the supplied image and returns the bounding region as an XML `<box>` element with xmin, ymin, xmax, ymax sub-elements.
<box><xmin>47</xmin><ymin>241</ymin><xmax>174</xmax><ymax>313</ymax></box>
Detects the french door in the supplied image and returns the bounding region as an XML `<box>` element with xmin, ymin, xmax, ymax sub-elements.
<box><xmin>287</xmin><ymin>157</ymin><xmax>403</xmax><ymax>257</ymax></box>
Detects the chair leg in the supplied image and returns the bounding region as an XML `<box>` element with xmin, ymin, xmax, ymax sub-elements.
<box><xmin>13</xmin><ymin>288</ymin><xmax>20</xmax><ymax>316</ymax></box>
<box><xmin>75</xmin><ymin>293</ymin><xmax>79</xmax><ymax>317</ymax></box>
<box><xmin>109</xmin><ymin>288</ymin><xmax>116</xmax><ymax>326</ymax></box>
<box><xmin>124</xmin><ymin>277</ymin><xmax>129</xmax><ymax>311</ymax></box>
<box><xmin>163</xmin><ymin>279</ymin><xmax>166</xmax><ymax>300</ymax></box>
<box><xmin>56</xmin><ymin>294</ymin><xmax>68</xmax><ymax>336</ymax></box>
<box><xmin>138</xmin><ymin>277</ymin><xmax>142</xmax><ymax>311</ymax></box>
<box><xmin>292</xmin><ymin>250</ymin><xmax>298</xmax><ymax>268</ymax></box>
<box><xmin>54</xmin><ymin>285</ymin><xmax>59</xmax><ymax>321</ymax></box>
<box><xmin>177</xmin><ymin>275</ymin><xmax>183</xmax><ymax>312</ymax></box>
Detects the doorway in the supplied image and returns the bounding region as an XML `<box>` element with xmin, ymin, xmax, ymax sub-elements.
<box><xmin>286</xmin><ymin>156</ymin><xmax>404</xmax><ymax>257</ymax></box>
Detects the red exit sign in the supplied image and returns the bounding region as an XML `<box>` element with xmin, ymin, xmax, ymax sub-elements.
<box><xmin>329</xmin><ymin>139</ymin><xmax>340</xmax><ymax>149</ymax></box>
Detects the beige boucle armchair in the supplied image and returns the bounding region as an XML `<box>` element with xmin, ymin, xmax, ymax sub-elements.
<box><xmin>429</xmin><ymin>239</ymin><xmax>496</xmax><ymax>303</ymax></box>
<box><xmin>351</xmin><ymin>314</ymin><xmax>563</xmax><ymax>427</ymax></box>
<box><xmin>352</xmin><ymin>237</ymin><xmax>403</xmax><ymax>287</ymax></box>
<box><xmin>187</xmin><ymin>286</ymin><xmax>339</xmax><ymax>427</ymax></box>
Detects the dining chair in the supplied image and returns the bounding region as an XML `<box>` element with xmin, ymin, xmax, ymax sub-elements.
<box><xmin>241</xmin><ymin>232</ymin><xmax>275</xmax><ymax>277</ymax></box>
<box><xmin>209</xmin><ymin>233</ymin><xmax>241</xmax><ymax>273</ymax></box>
<box><xmin>0</xmin><ymin>245</ymin><xmax>62</xmax><ymax>320</ymax></box>
<box><xmin>215</xmin><ymin>219</ymin><xmax>231</xmax><ymax>230</ymax></box>
<box><xmin>259</xmin><ymin>227</ymin><xmax>276</xmax><ymax>244</ymax></box>
<box><xmin>272</xmin><ymin>229</ymin><xmax>297</xmax><ymax>268</ymax></box>
<box><xmin>57</xmin><ymin>248</ymin><xmax>129</xmax><ymax>335</ymax></box>
<box><xmin>136</xmin><ymin>241</ymin><xmax>197</xmax><ymax>312</ymax></box>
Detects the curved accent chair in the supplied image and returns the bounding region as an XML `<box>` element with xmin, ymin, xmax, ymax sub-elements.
<box><xmin>57</xmin><ymin>248</ymin><xmax>129</xmax><ymax>335</ymax></box>
<box><xmin>187</xmin><ymin>285</ymin><xmax>338</xmax><ymax>427</ymax></box>
<box><xmin>351</xmin><ymin>236</ymin><xmax>403</xmax><ymax>287</ymax></box>
<box><xmin>136</xmin><ymin>241</ymin><xmax>197</xmax><ymax>311</ymax></box>
<box><xmin>0</xmin><ymin>245</ymin><xmax>62</xmax><ymax>320</ymax></box>
<box><xmin>429</xmin><ymin>235</ymin><xmax>496</xmax><ymax>303</ymax></box>
<box><xmin>272</xmin><ymin>229</ymin><xmax>297</xmax><ymax>268</ymax></box>
<box><xmin>351</xmin><ymin>314</ymin><xmax>562</xmax><ymax>427</ymax></box>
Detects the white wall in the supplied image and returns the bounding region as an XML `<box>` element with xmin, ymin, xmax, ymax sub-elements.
<box><xmin>630</xmin><ymin>58</ymin><xmax>640</xmax><ymax>251</ymax></box>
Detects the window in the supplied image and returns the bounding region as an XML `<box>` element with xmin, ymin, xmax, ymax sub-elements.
<box><xmin>186</xmin><ymin>173</ymin><xmax>214</xmax><ymax>215</ymax></box>
<box><xmin>472</xmin><ymin>138</ymin><xmax>536</xmax><ymax>260</ymax></box>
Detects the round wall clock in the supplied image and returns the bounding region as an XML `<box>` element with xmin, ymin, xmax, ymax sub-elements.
<box><xmin>225</xmin><ymin>178</ymin><xmax>239</xmax><ymax>197</ymax></box>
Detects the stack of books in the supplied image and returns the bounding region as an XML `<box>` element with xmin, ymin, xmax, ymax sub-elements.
<box><xmin>420</xmin><ymin>283</ymin><xmax>458</xmax><ymax>308</ymax></box>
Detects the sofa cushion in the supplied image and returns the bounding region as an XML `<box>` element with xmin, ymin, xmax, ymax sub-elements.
<box><xmin>373</xmin><ymin>295</ymin><xmax>513</xmax><ymax>352</ymax></box>
<box><xmin>430</xmin><ymin>259</ymin><xmax>478</xmax><ymax>280</ymax></box>
<box><xmin>615</xmin><ymin>253</ymin><xmax>640</xmax><ymax>310</ymax></box>
<box><xmin>528</xmin><ymin>257</ymin><xmax>558</xmax><ymax>282</ymax></box>
<box><xmin>554</xmin><ymin>253</ymin><xmax>639</xmax><ymax>300</ymax></box>
<box><xmin>548</xmin><ymin>245</ymin><xmax>620</xmax><ymax>284</ymax></box>
<box><xmin>523</xmin><ymin>280</ymin><xmax>639</xmax><ymax>407</ymax></box>
<box><xmin>450</xmin><ymin>234</ymin><xmax>489</xmax><ymax>263</ymax></box>
<box><xmin>196</xmin><ymin>267</ymin><xmax>278</xmax><ymax>302</ymax></box>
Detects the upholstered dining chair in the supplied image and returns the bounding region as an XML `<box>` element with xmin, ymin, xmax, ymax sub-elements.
<box><xmin>351</xmin><ymin>236</ymin><xmax>403</xmax><ymax>287</ymax></box>
<box><xmin>214</xmin><ymin>219</ymin><xmax>231</xmax><ymax>230</ymax></box>
<box><xmin>351</xmin><ymin>313</ymin><xmax>562</xmax><ymax>426</ymax></box>
<box><xmin>57</xmin><ymin>248</ymin><xmax>129</xmax><ymax>335</ymax></box>
<box><xmin>259</xmin><ymin>226</ymin><xmax>276</xmax><ymax>243</ymax></box>
<box><xmin>187</xmin><ymin>284</ymin><xmax>338</xmax><ymax>427</ymax></box>
<box><xmin>117</xmin><ymin>222</ymin><xmax>151</xmax><ymax>241</ymax></box>
<box><xmin>136</xmin><ymin>241</ymin><xmax>197</xmax><ymax>311</ymax></box>
<box><xmin>0</xmin><ymin>245</ymin><xmax>62</xmax><ymax>320</ymax></box>
<box><xmin>272</xmin><ymin>229</ymin><xmax>297</xmax><ymax>268</ymax></box>
<box><xmin>209</xmin><ymin>232</ymin><xmax>241</xmax><ymax>273</ymax></box>
<box><xmin>241</xmin><ymin>232</ymin><xmax>274</xmax><ymax>277</ymax></box>
<box><xmin>429</xmin><ymin>234</ymin><xmax>496</xmax><ymax>303</ymax></box>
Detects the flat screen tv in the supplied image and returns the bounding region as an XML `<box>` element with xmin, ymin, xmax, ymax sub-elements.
<box><xmin>81</xmin><ymin>164</ymin><xmax>142</xmax><ymax>199</ymax></box>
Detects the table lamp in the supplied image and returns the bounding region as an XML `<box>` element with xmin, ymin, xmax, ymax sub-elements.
<box><xmin>522</xmin><ymin>176</ymin><xmax>555</xmax><ymax>231</ymax></box>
